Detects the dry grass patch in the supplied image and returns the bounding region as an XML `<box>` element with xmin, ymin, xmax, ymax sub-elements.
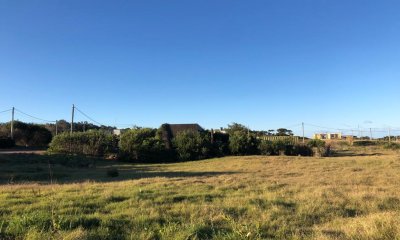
<box><xmin>0</xmin><ymin>149</ymin><xmax>400</xmax><ymax>239</ymax></box>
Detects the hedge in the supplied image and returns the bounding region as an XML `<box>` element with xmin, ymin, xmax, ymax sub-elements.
<box><xmin>0</xmin><ymin>137</ymin><xmax>15</xmax><ymax>149</ymax></box>
<box><xmin>48</xmin><ymin>131</ymin><xmax>118</xmax><ymax>157</ymax></box>
<box><xmin>119</xmin><ymin>128</ymin><xmax>168</xmax><ymax>162</ymax></box>
<box><xmin>259</xmin><ymin>140</ymin><xmax>313</xmax><ymax>156</ymax></box>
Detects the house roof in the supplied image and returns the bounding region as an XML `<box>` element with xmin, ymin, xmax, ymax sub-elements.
<box><xmin>166</xmin><ymin>124</ymin><xmax>204</xmax><ymax>138</ymax></box>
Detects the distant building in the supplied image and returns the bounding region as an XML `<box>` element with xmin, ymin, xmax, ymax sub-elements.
<box><xmin>342</xmin><ymin>135</ymin><xmax>354</xmax><ymax>141</ymax></box>
<box><xmin>212</xmin><ymin>127</ymin><xmax>227</xmax><ymax>134</ymax></box>
<box><xmin>313</xmin><ymin>132</ymin><xmax>342</xmax><ymax>140</ymax></box>
<box><xmin>112</xmin><ymin>129</ymin><xmax>128</xmax><ymax>136</ymax></box>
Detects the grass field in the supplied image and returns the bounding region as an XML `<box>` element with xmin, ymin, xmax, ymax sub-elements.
<box><xmin>1</xmin><ymin>146</ymin><xmax>400</xmax><ymax>239</ymax></box>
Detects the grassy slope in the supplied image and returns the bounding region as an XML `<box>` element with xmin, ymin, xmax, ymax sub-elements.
<box><xmin>0</xmin><ymin>148</ymin><xmax>400</xmax><ymax>239</ymax></box>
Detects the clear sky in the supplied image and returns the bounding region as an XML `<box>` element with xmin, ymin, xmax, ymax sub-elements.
<box><xmin>1</xmin><ymin>0</ymin><xmax>400</xmax><ymax>136</ymax></box>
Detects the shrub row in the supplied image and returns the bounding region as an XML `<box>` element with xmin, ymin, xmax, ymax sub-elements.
<box><xmin>0</xmin><ymin>137</ymin><xmax>15</xmax><ymax>149</ymax></box>
<box><xmin>119</xmin><ymin>129</ymin><xmax>322</xmax><ymax>162</ymax></box>
<box><xmin>352</xmin><ymin>140</ymin><xmax>378</xmax><ymax>146</ymax></box>
<box><xmin>48</xmin><ymin>131</ymin><xmax>118</xmax><ymax>157</ymax></box>
<box><xmin>48</xmin><ymin>129</ymin><xmax>326</xmax><ymax>162</ymax></box>
<box><xmin>383</xmin><ymin>142</ymin><xmax>400</xmax><ymax>150</ymax></box>
<box><xmin>0</xmin><ymin>121</ymin><xmax>52</xmax><ymax>147</ymax></box>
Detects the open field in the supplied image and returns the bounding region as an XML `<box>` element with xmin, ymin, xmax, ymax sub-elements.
<box><xmin>1</xmin><ymin>147</ymin><xmax>400</xmax><ymax>239</ymax></box>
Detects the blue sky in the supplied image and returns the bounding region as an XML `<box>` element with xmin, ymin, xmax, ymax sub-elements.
<box><xmin>1</xmin><ymin>0</ymin><xmax>400</xmax><ymax>136</ymax></box>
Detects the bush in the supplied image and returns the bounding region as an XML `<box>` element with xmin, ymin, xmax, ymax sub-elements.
<box><xmin>307</xmin><ymin>139</ymin><xmax>326</xmax><ymax>148</ymax></box>
<box><xmin>307</xmin><ymin>139</ymin><xmax>327</xmax><ymax>157</ymax></box>
<box><xmin>293</xmin><ymin>144</ymin><xmax>313</xmax><ymax>156</ymax></box>
<box><xmin>259</xmin><ymin>140</ymin><xmax>274</xmax><ymax>155</ymax></box>
<box><xmin>0</xmin><ymin>137</ymin><xmax>15</xmax><ymax>148</ymax></box>
<box><xmin>48</xmin><ymin>130</ymin><xmax>118</xmax><ymax>157</ymax></box>
<box><xmin>229</xmin><ymin>131</ymin><xmax>259</xmax><ymax>155</ymax></box>
<box><xmin>383</xmin><ymin>142</ymin><xmax>400</xmax><ymax>150</ymax></box>
<box><xmin>0</xmin><ymin>121</ymin><xmax>52</xmax><ymax>147</ymax></box>
<box><xmin>210</xmin><ymin>132</ymin><xmax>229</xmax><ymax>157</ymax></box>
<box><xmin>259</xmin><ymin>140</ymin><xmax>313</xmax><ymax>156</ymax></box>
<box><xmin>119</xmin><ymin>128</ymin><xmax>166</xmax><ymax>162</ymax></box>
<box><xmin>353</xmin><ymin>141</ymin><xmax>377</xmax><ymax>146</ymax></box>
<box><xmin>173</xmin><ymin>130</ymin><xmax>211</xmax><ymax>161</ymax></box>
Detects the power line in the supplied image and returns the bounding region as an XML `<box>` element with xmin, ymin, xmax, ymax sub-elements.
<box><xmin>0</xmin><ymin>109</ymin><xmax>12</xmax><ymax>114</ymax></box>
<box><xmin>282</xmin><ymin>123</ymin><xmax>302</xmax><ymax>129</ymax></box>
<box><xmin>304</xmin><ymin>122</ymin><xmax>400</xmax><ymax>133</ymax></box>
<box><xmin>14</xmin><ymin>108</ymin><xmax>56</xmax><ymax>123</ymax></box>
<box><xmin>74</xmin><ymin>106</ymin><xmax>103</xmax><ymax>126</ymax></box>
<box><xmin>304</xmin><ymin>123</ymin><xmax>350</xmax><ymax>131</ymax></box>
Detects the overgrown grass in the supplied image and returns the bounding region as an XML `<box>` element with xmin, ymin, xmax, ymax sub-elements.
<box><xmin>0</xmin><ymin>147</ymin><xmax>400</xmax><ymax>239</ymax></box>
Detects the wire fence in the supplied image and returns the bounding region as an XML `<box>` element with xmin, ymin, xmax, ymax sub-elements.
<box><xmin>1</xmin><ymin>106</ymin><xmax>399</xmax><ymax>139</ymax></box>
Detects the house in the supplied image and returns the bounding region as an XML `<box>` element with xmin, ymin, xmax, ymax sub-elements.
<box><xmin>159</xmin><ymin>123</ymin><xmax>205</xmax><ymax>149</ymax></box>
<box><xmin>112</xmin><ymin>128</ymin><xmax>129</xmax><ymax>136</ymax></box>
<box><xmin>313</xmin><ymin>132</ymin><xmax>342</xmax><ymax>140</ymax></box>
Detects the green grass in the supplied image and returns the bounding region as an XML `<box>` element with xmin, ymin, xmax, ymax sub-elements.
<box><xmin>0</xmin><ymin>147</ymin><xmax>400</xmax><ymax>239</ymax></box>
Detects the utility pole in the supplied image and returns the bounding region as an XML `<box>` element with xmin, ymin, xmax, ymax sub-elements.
<box><xmin>302</xmin><ymin>122</ymin><xmax>305</xmax><ymax>144</ymax></box>
<box><xmin>55</xmin><ymin>120</ymin><xmax>58</xmax><ymax>136</ymax></box>
<box><xmin>389</xmin><ymin>128</ymin><xmax>391</xmax><ymax>143</ymax></box>
<box><xmin>369</xmin><ymin>128</ymin><xmax>372</xmax><ymax>140</ymax></box>
<box><xmin>71</xmin><ymin>104</ymin><xmax>75</xmax><ymax>134</ymax></box>
<box><xmin>10</xmin><ymin>107</ymin><xmax>15</xmax><ymax>139</ymax></box>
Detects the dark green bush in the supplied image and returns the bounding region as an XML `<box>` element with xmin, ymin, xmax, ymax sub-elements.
<box><xmin>119</xmin><ymin>128</ymin><xmax>166</xmax><ymax>162</ymax></box>
<box><xmin>0</xmin><ymin>137</ymin><xmax>15</xmax><ymax>148</ymax></box>
<box><xmin>306</xmin><ymin>139</ymin><xmax>327</xmax><ymax>156</ymax></box>
<box><xmin>293</xmin><ymin>144</ymin><xmax>313</xmax><ymax>156</ymax></box>
<box><xmin>307</xmin><ymin>139</ymin><xmax>326</xmax><ymax>148</ymax></box>
<box><xmin>173</xmin><ymin>130</ymin><xmax>211</xmax><ymax>161</ymax></box>
<box><xmin>210</xmin><ymin>132</ymin><xmax>229</xmax><ymax>157</ymax></box>
<box><xmin>229</xmin><ymin>131</ymin><xmax>259</xmax><ymax>155</ymax></box>
<box><xmin>0</xmin><ymin>121</ymin><xmax>52</xmax><ymax>147</ymax></box>
<box><xmin>259</xmin><ymin>140</ymin><xmax>274</xmax><ymax>155</ymax></box>
<box><xmin>352</xmin><ymin>140</ymin><xmax>377</xmax><ymax>146</ymax></box>
<box><xmin>259</xmin><ymin>139</ymin><xmax>313</xmax><ymax>156</ymax></box>
<box><xmin>48</xmin><ymin>130</ymin><xmax>118</xmax><ymax>157</ymax></box>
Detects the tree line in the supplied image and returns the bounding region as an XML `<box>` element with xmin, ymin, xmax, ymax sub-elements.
<box><xmin>0</xmin><ymin>120</ymin><xmax>115</xmax><ymax>148</ymax></box>
<box><xmin>47</xmin><ymin>122</ymin><xmax>325</xmax><ymax>162</ymax></box>
<box><xmin>0</xmin><ymin>120</ymin><xmax>328</xmax><ymax>161</ymax></box>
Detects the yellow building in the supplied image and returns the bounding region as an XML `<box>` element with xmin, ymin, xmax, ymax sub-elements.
<box><xmin>313</xmin><ymin>133</ymin><xmax>342</xmax><ymax>140</ymax></box>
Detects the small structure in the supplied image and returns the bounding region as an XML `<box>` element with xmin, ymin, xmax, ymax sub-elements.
<box><xmin>342</xmin><ymin>135</ymin><xmax>354</xmax><ymax>141</ymax></box>
<box><xmin>313</xmin><ymin>132</ymin><xmax>342</xmax><ymax>140</ymax></box>
<box><xmin>112</xmin><ymin>129</ymin><xmax>128</xmax><ymax>136</ymax></box>
<box><xmin>260</xmin><ymin>135</ymin><xmax>299</xmax><ymax>145</ymax></box>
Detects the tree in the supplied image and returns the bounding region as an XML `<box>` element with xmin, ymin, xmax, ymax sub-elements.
<box><xmin>276</xmin><ymin>128</ymin><xmax>293</xmax><ymax>136</ymax></box>
<box><xmin>267</xmin><ymin>129</ymin><xmax>275</xmax><ymax>136</ymax></box>
<box><xmin>225</xmin><ymin>123</ymin><xmax>249</xmax><ymax>135</ymax></box>
<box><xmin>228</xmin><ymin>130</ymin><xmax>259</xmax><ymax>155</ymax></box>
<box><xmin>0</xmin><ymin>121</ymin><xmax>52</xmax><ymax>147</ymax></box>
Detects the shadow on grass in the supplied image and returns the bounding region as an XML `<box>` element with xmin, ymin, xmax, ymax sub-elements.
<box><xmin>331</xmin><ymin>150</ymin><xmax>384</xmax><ymax>157</ymax></box>
<box><xmin>0</xmin><ymin>153</ymin><xmax>240</xmax><ymax>184</ymax></box>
